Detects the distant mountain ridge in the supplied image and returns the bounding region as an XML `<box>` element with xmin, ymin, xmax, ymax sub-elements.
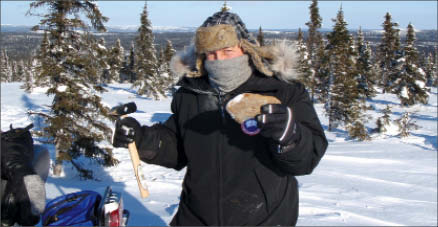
<box><xmin>1</xmin><ymin>24</ymin><xmax>433</xmax><ymax>34</ymax></box>
<box><xmin>0</xmin><ymin>25</ymin><xmax>199</xmax><ymax>33</ymax></box>
<box><xmin>0</xmin><ymin>24</ymin><xmax>405</xmax><ymax>33</ymax></box>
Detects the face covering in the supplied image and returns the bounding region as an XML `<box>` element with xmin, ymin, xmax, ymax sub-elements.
<box><xmin>205</xmin><ymin>54</ymin><xmax>253</xmax><ymax>93</ymax></box>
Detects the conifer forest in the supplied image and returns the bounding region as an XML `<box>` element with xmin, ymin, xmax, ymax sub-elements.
<box><xmin>1</xmin><ymin>0</ymin><xmax>437</xmax><ymax>177</ymax></box>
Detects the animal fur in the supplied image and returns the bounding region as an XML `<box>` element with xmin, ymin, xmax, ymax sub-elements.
<box><xmin>226</xmin><ymin>93</ymin><xmax>281</xmax><ymax>124</ymax></box>
<box><xmin>195</xmin><ymin>24</ymin><xmax>240</xmax><ymax>54</ymax></box>
<box><xmin>170</xmin><ymin>39</ymin><xmax>302</xmax><ymax>83</ymax></box>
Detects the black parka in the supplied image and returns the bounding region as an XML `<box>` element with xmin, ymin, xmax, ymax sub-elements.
<box><xmin>136</xmin><ymin>72</ymin><xmax>328</xmax><ymax>226</ymax></box>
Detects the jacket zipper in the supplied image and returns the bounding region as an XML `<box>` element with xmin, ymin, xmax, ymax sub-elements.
<box><xmin>218</xmin><ymin>92</ymin><xmax>226</xmax><ymax>121</ymax></box>
<box><xmin>216</xmin><ymin>91</ymin><xmax>225</xmax><ymax>225</ymax></box>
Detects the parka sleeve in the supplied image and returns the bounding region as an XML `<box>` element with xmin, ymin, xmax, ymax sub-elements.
<box><xmin>272</xmin><ymin>82</ymin><xmax>328</xmax><ymax>176</ymax></box>
<box><xmin>137</xmin><ymin>91</ymin><xmax>187</xmax><ymax>170</ymax></box>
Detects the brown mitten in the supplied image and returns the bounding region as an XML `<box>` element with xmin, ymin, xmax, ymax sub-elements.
<box><xmin>226</xmin><ymin>93</ymin><xmax>281</xmax><ymax>135</ymax></box>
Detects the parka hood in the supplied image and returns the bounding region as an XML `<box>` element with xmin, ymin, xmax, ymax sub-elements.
<box><xmin>170</xmin><ymin>40</ymin><xmax>302</xmax><ymax>84</ymax></box>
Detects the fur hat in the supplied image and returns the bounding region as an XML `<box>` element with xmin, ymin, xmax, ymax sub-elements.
<box><xmin>170</xmin><ymin>10</ymin><xmax>301</xmax><ymax>82</ymax></box>
<box><xmin>195</xmin><ymin>10</ymin><xmax>258</xmax><ymax>53</ymax></box>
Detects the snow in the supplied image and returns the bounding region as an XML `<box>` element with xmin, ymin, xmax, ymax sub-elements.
<box><xmin>401</xmin><ymin>86</ymin><xmax>409</xmax><ymax>99</ymax></box>
<box><xmin>415</xmin><ymin>80</ymin><xmax>426</xmax><ymax>89</ymax></box>
<box><xmin>1</xmin><ymin>82</ymin><xmax>437</xmax><ymax>226</ymax></box>
<box><xmin>384</xmin><ymin>121</ymin><xmax>401</xmax><ymax>136</ymax></box>
<box><xmin>417</xmin><ymin>67</ymin><xmax>426</xmax><ymax>76</ymax></box>
<box><xmin>57</xmin><ymin>85</ymin><xmax>68</xmax><ymax>92</ymax></box>
<box><xmin>397</xmin><ymin>57</ymin><xmax>406</xmax><ymax>63</ymax></box>
<box><xmin>97</xmin><ymin>43</ymin><xmax>107</xmax><ymax>50</ymax></box>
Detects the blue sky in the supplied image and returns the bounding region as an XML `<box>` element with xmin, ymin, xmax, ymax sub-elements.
<box><xmin>1</xmin><ymin>1</ymin><xmax>437</xmax><ymax>30</ymax></box>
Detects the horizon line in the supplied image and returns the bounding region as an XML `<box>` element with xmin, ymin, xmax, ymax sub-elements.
<box><xmin>2</xmin><ymin>24</ymin><xmax>437</xmax><ymax>31</ymax></box>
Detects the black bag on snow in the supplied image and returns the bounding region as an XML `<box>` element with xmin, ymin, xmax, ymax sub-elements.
<box><xmin>1</xmin><ymin>123</ymin><xmax>42</xmax><ymax>226</ymax></box>
<box><xmin>1</xmin><ymin>123</ymin><xmax>35</xmax><ymax>178</ymax></box>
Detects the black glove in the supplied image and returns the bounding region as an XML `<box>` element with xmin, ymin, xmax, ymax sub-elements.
<box><xmin>256</xmin><ymin>104</ymin><xmax>298</xmax><ymax>146</ymax></box>
<box><xmin>112</xmin><ymin>117</ymin><xmax>161</xmax><ymax>161</ymax></box>
<box><xmin>112</xmin><ymin>117</ymin><xmax>141</xmax><ymax>148</ymax></box>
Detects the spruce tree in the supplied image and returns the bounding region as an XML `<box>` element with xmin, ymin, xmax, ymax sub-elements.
<box><xmin>424</xmin><ymin>49</ymin><xmax>438</xmax><ymax>87</ymax></box>
<box><xmin>377</xmin><ymin>12</ymin><xmax>401</xmax><ymax>92</ymax></box>
<box><xmin>108</xmin><ymin>38</ymin><xmax>125</xmax><ymax>82</ymax></box>
<box><xmin>297</xmin><ymin>27</ymin><xmax>304</xmax><ymax>42</ymax></box>
<box><xmin>157</xmin><ymin>47</ymin><xmax>166</xmax><ymax>73</ymax></box>
<box><xmin>164</xmin><ymin>40</ymin><xmax>176</xmax><ymax>66</ymax></box>
<box><xmin>316</xmin><ymin>37</ymin><xmax>330</xmax><ymax>104</ymax></box>
<box><xmin>305</xmin><ymin>0</ymin><xmax>323</xmax><ymax>101</ymax></box>
<box><xmin>391</xmin><ymin>23</ymin><xmax>429</xmax><ymax>106</ymax></box>
<box><xmin>21</xmin><ymin>60</ymin><xmax>34</xmax><ymax>92</ymax></box>
<box><xmin>0</xmin><ymin>50</ymin><xmax>12</xmax><ymax>82</ymax></box>
<box><xmin>375</xmin><ymin>105</ymin><xmax>392</xmax><ymax>133</ymax></box>
<box><xmin>158</xmin><ymin>40</ymin><xmax>177</xmax><ymax>88</ymax></box>
<box><xmin>132</xmin><ymin>3</ymin><xmax>162</xmax><ymax>99</ymax></box>
<box><xmin>156</xmin><ymin>47</ymin><xmax>168</xmax><ymax>93</ymax></box>
<box><xmin>34</xmin><ymin>31</ymin><xmax>51</xmax><ymax>87</ymax></box>
<box><xmin>27</xmin><ymin>0</ymin><xmax>118</xmax><ymax>179</ymax></box>
<box><xmin>79</xmin><ymin>32</ymin><xmax>108</xmax><ymax>86</ymax></box>
<box><xmin>25</xmin><ymin>58</ymin><xmax>39</xmax><ymax>92</ymax></box>
<box><xmin>325</xmin><ymin>6</ymin><xmax>367</xmax><ymax>140</ymax></box>
<box><xmin>434</xmin><ymin>48</ymin><xmax>438</xmax><ymax>86</ymax></box>
<box><xmin>347</xmin><ymin>102</ymin><xmax>370</xmax><ymax>141</ymax></box>
<box><xmin>94</xmin><ymin>37</ymin><xmax>110</xmax><ymax>84</ymax></box>
<box><xmin>257</xmin><ymin>26</ymin><xmax>265</xmax><ymax>46</ymax></box>
<box><xmin>10</xmin><ymin>61</ymin><xmax>18</xmax><ymax>82</ymax></box>
<box><xmin>124</xmin><ymin>41</ymin><xmax>136</xmax><ymax>83</ymax></box>
<box><xmin>395</xmin><ymin>111</ymin><xmax>419</xmax><ymax>138</ymax></box>
<box><xmin>355</xmin><ymin>27</ymin><xmax>377</xmax><ymax>99</ymax></box>
<box><xmin>164</xmin><ymin>40</ymin><xmax>178</xmax><ymax>92</ymax></box>
<box><xmin>296</xmin><ymin>28</ymin><xmax>313</xmax><ymax>88</ymax></box>
<box><xmin>15</xmin><ymin>60</ymin><xmax>25</xmax><ymax>82</ymax></box>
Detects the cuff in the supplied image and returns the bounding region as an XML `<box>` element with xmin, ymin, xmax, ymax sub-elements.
<box><xmin>136</xmin><ymin>125</ymin><xmax>161</xmax><ymax>161</ymax></box>
<box><xmin>274</xmin><ymin>122</ymin><xmax>302</xmax><ymax>154</ymax></box>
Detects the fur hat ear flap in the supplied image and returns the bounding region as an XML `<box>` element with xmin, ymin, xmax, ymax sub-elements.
<box><xmin>193</xmin><ymin>54</ymin><xmax>206</xmax><ymax>78</ymax></box>
<box><xmin>240</xmin><ymin>39</ymin><xmax>274</xmax><ymax>77</ymax></box>
<box><xmin>268</xmin><ymin>40</ymin><xmax>301</xmax><ymax>82</ymax></box>
<box><xmin>170</xmin><ymin>45</ymin><xmax>204</xmax><ymax>79</ymax></box>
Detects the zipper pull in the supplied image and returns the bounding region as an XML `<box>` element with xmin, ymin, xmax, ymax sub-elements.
<box><xmin>217</xmin><ymin>92</ymin><xmax>226</xmax><ymax>119</ymax></box>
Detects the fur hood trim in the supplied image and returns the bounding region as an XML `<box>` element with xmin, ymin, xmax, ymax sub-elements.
<box><xmin>170</xmin><ymin>40</ymin><xmax>301</xmax><ymax>83</ymax></box>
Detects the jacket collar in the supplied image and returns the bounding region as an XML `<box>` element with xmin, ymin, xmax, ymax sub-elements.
<box><xmin>177</xmin><ymin>71</ymin><xmax>280</xmax><ymax>95</ymax></box>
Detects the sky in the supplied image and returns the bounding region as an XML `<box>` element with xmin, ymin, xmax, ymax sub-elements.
<box><xmin>1</xmin><ymin>1</ymin><xmax>437</xmax><ymax>30</ymax></box>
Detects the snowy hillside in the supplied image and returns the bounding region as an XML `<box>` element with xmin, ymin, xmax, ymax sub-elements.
<box><xmin>1</xmin><ymin>82</ymin><xmax>437</xmax><ymax>226</ymax></box>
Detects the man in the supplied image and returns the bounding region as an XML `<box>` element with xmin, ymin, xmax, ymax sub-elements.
<box><xmin>113</xmin><ymin>8</ymin><xmax>328</xmax><ymax>226</ymax></box>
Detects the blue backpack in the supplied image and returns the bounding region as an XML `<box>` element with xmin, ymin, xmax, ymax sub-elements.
<box><xmin>42</xmin><ymin>190</ymin><xmax>101</xmax><ymax>226</ymax></box>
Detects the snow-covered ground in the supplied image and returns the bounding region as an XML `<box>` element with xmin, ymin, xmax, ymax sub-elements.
<box><xmin>1</xmin><ymin>82</ymin><xmax>437</xmax><ymax>226</ymax></box>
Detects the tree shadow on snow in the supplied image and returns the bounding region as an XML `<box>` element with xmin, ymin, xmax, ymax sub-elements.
<box><xmin>21</xmin><ymin>94</ymin><xmax>49</xmax><ymax>133</ymax></box>
<box><xmin>104</xmin><ymin>85</ymin><xmax>154</xmax><ymax>101</ymax></box>
<box><xmin>410</xmin><ymin>133</ymin><xmax>438</xmax><ymax>151</ymax></box>
<box><xmin>368</xmin><ymin>98</ymin><xmax>399</xmax><ymax>106</ymax></box>
<box><xmin>411</xmin><ymin>113</ymin><xmax>438</xmax><ymax>122</ymax></box>
<box><xmin>390</xmin><ymin>111</ymin><xmax>438</xmax><ymax>122</ymax></box>
<box><xmin>321</xmin><ymin>124</ymin><xmax>347</xmax><ymax>142</ymax></box>
<box><xmin>105</xmin><ymin>84</ymin><xmax>138</xmax><ymax>94</ymax></box>
<box><xmin>21</xmin><ymin>93</ymin><xmax>167</xmax><ymax>226</ymax></box>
